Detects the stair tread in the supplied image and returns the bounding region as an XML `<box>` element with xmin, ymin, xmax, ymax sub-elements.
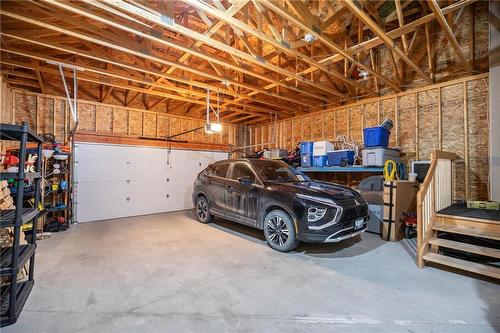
<box><xmin>423</xmin><ymin>253</ymin><xmax>500</xmax><ymax>279</ymax></box>
<box><xmin>436</xmin><ymin>213</ymin><xmax>500</xmax><ymax>224</ymax></box>
<box><xmin>432</xmin><ymin>224</ymin><xmax>500</xmax><ymax>241</ymax></box>
<box><xmin>428</xmin><ymin>238</ymin><xmax>500</xmax><ymax>259</ymax></box>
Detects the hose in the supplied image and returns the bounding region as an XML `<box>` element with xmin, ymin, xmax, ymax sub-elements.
<box><xmin>384</xmin><ymin>159</ymin><xmax>399</xmax><ymax>181</ymax></box>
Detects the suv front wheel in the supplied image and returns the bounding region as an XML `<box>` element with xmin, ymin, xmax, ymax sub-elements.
<box><xmin>263</xmin><ymin>210</ymin><xmax>298</xmax><ymax>252</ymax></box>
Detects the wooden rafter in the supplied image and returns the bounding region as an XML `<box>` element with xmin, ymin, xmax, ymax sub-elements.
<box><xmin>260</xmin><ymin>0</ymin><xmax>400</xmax><ymax>92</ymax></box>
<box><xmin>341</xmin><ymin>0</ymin><xmax>432</xmax><ymax>84</ymax></box>
<box><xmin>0</xmin><ymin>19</ymin><xmax>311</xmax><ymax>112</ymax></box>
<box><xmin>427</xmin><ymin>0</ymin><xmax>473</xmax><ymax>74</ymax></box>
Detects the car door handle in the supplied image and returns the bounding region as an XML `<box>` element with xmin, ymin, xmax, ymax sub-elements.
<box><xmin>226</xmin><ymin>185</ymin><xmax>233</xmax><ymax>193</ymax></box>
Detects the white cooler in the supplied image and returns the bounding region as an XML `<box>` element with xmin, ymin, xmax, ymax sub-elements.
<box><xmin>362</xmin><ymin>147</ymin><xmax>400</xmax><ymax>166</ymax></box>
<box><xmin>313</xmin><ymin>141</ymin><xmax>334</xmax><ymax>156</ymax></box>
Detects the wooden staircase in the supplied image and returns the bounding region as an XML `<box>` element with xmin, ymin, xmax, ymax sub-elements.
<box><xmin>416</xmin><ymin>150</ymin><xmax>500</xmax><ymax>280</ymax></box>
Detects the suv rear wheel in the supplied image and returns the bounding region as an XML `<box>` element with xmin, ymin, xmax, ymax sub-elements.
<box><xmin>195</xmin><ymin>195</ymin><xmax>213</xmax><ymax>224</ymax></box>
<box><xmin>263</xmin><ymin>210</ymin><xmax>298</xmax><ymax>252</ymax></box>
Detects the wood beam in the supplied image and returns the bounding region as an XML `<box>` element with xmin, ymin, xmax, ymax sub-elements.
<box><xmin>395</xmin><ymin>0</ymin><xmax>409</xmax><ymax>55</ymax></box>
<box><xmin>0</xmin><ymin>27</ymin><xmax>309</xmax><ymax>113</ymax></box>
<box><xmin>294</xmin><ymin>0</ymin><xmax>478</xmax><ymax>83</ymax></box>
<box><xmin>341</xmin><ymin>0</ymin><xmax>432</xmax><ymax>84</ymax></box>
<box><xmin>29</xmin><ymin>1</ymin><xmax>332</xmax><ymax>107</ymax></box>
<box><xmin>86</xmin><ymin>0</ymin><xmax>350</xmax><ymax>101</ymax></box>
<box><xmin>180</xmin><ymin>0</ymin><xmax>372</xmax><ymax>98</ymax></box>
<box><xmin>35</xmin><ymin>70</ymin><xmax>45</xmax><ymax>93</ymax></box>
<box><xmin>260</xmin><ymin>0</ymin><xmax>399</xmax><ymax>92</ymax></box>
<box><xmin>428</xmin><ymin>0</ymin><xmax>473</xmax><ymax>73</ymax></box>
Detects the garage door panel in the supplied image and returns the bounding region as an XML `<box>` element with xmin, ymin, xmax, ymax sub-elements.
<box><xmin>75</xmin><ymin>143</ymin><xmax>227</xmax><ymax>222</ymax></box>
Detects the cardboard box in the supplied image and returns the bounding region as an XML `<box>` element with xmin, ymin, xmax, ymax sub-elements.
<box><xmin>382</xmin><ymin>180</ymin><xmax>419</xmax><ymax>241</ymax></box>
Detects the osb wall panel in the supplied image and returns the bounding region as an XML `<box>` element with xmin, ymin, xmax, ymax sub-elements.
<box><xmin>96</xmin><ymin>105</ymin><xmax>113</xmax><ymax>134</ymax></box>
<box><xmin>348</xmin><ymin>105</ymin><xmax>363</xmax><ymax>144</ymax></box>
<box><xmin>467</xmin><ymin>79</ymin><xmax>489</xmax><ymax>200</ymax></box>
<box><xmin>54</xmin><ymin>100</ymin><xmax>66</xmax><ymax>142</ymax></box>
<box><xmin>417</xmin><ymin>89</ymin><xmax>439</xmax><ymax>159</ymax></box>
<box><xmin>250</xmin><ymin>74</ymin><xmax>490</xmax><ymax>200</ymax></box>
<box><xmin>282</xmin><ymin>120</ymin><xmax>292</xmax><ymax>148</ymax></box>
<box><xmin>78</xmin><ymin>103</ymin><xmax>96</xmax><ymax>132</ymax></box>
<box><xmin>113</xmin><ymin>108</ymin><xmax>128</xmax><ymax>135</ymax></box>
<box><xmin>441</xmin><ymin>84</ymin><xmax>466</xmax><ymax>199</ymax></box>
<box><xmin>311</xmin><ymin>113</ymin><xmax>323</xmax><ymax>141</ymax></box>
<box><xmin>302</xmin><ymin>116</ymin><xmax>312</xmax><ymax>141</ymax></box>
<box><xmin>323</xmin><ymin>111</ymin><xmax>335</xmax><ymax>141</ymax></box>
<box><xmin>14</xmin><ymin>94</ymin><xmax>36</xmax><ymax>128</ymax></box>
<box><xmin>143</xmin><ymin>113</ymin><xmax>157</xmax><ymax>138</ymax></box>
<box><xmin>363</xmin><ymin>102</ymin><xmax>378</xmax><ymax>129</ymax></box>
<box><xmin>261</xmin><ymin>124</ymin><xmax>269</xmax><ymax>146</ymax></box>
<box><xmin>292</xmin><ymin>118</ymin><xmax>302</xmax><ymax>145</ymax></box>
<box><xmin>37</xmin><ymin>97</ymin><xmax>54</xmax><ymax>135</ymax></box>
<box><xmin>128</xmin><ymin>111</ymin><xmax>143</xmax><ymax>136</ymax></box>
<box><xmin>379</xmin><ymin>99</ymin><xmax>396</xmax><ymax>147</ymax></box>
<box><xmin>398</xmin><ymin>94</ymin><xmax>417</xmax><ymax>163</ymax></box>
<box><xmin>1</xmin><ymin>89</ymin><xmax>236</xmax><ymax>152</ymax></box>
<box><xmin>335</xmin><ymin>109</ymin><xmax>348</xmax><ymax>138</ymax></box>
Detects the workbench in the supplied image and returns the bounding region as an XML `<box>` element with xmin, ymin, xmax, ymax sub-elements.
<box><xmin>297</xmin><ymin>166</ymin><xmax>384</xmax><ymax>187</ymax></box>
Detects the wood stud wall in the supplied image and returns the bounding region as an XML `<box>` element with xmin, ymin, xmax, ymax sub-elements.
<box><xmin>0</xmin><ymin>87</ymin><xmax>237</xmax><ymax>151</ymax></box>
<box><xmin>251</xmin><ymin>74</ymin><xmax>490</xmax><ymax>200</ymax></box>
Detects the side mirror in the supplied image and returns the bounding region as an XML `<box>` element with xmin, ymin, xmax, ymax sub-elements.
<box><xmin>238</xmin><ymin>176</ymin><xmax>253</xmax><ymax>186</ymax></box>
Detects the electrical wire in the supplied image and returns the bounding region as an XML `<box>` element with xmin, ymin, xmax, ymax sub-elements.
<box><xmin>384</xmin><ymin>159</ymin><xmax>399</xmax><ymax>181</ymax></box>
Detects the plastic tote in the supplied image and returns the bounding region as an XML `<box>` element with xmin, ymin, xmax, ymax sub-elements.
<box><xmin>300</xmin><ymin>142</ymin><xmax>314</xmax><ymax>155</ymax></box>
<box><xmin>301</xmin><ymin>154</ymin><xmax>313</xmax><ymax>167</ymax></box>
<box><xmin>312</xmin><ymin>155</ymin><xmax>327</xmax><ymax>167</ymax></box>
<box><xmin>363</xmin><ymin>127</ymin><xmax>390</xmax><ymax>147</ymax></box>
<box><xmin>327</xmin><ymin>150</ymin><xmax>355</xmax><ymax>166</ymax></box>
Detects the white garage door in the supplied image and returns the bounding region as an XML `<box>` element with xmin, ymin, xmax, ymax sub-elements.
<box><xmin>73</xmin><ymin>142</ymin><xmax>228</xmax><ymax>223</ymax></box>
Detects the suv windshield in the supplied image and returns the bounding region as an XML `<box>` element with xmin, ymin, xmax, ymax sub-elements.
<box><xmin>251</xmin><ymin>160</ymin><xmax>310</xmax><ymax>183</ymax></box>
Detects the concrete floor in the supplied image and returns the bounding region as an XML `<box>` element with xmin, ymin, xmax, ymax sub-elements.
<box><xmin>4</xmin><ymin>211</ymin><xmax>499</xmax><ymax>333</ymax></box>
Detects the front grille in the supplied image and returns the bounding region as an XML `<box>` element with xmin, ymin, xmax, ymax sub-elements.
<box><xmin>336</xmin><ymin>197</ymin><xmax>368</xmax><ymax>221</ymax></box>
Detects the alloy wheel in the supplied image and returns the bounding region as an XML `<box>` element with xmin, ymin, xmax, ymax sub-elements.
<box><xmin>266</xmin><ymin>216</ymin><xmax>289</xmax><ymax>247</ymax></box>
<box><xmin>197</xmin><ymin>199</ymin><xmax>208</xmax><ymax>221</ymax></box>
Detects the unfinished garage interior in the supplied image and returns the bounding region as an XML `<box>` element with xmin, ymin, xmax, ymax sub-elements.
<box><xmin>0</xmin><ymin>0</ymin><xmax>499</xmax><ymax>332</ymax></box>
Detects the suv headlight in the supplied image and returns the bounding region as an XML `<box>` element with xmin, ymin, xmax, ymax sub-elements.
<box><xmin>297</xmin><ymin>194</ymin><xmax>343</xmax><ymax>230</ymax></box>
<box><xmin>307</xmin><ymin>206</ymin><xmax>327</xmax><ymax>222</ymax></box>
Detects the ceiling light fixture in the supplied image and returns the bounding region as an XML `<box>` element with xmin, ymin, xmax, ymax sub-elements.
<box><xmin>303</xmin><ymin>33</ymin><xmax>316</xmax><ymax>43</ymax></box>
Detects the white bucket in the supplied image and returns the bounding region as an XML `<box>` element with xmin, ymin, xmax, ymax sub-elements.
<box><xmin>408</xmin><ymin>173</ymin><xmax>418</xmax><ymax>182</ymax></box>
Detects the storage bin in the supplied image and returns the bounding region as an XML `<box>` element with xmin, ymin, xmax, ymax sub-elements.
<box><xmin>300</xmin><ymin>142</ymin><xmax>314</xmax><ymax>155</ymax></box>
<box><xmin>301</xmin><ymin>154</ymin><xmax>313</xmax><ymax>168</ymax></box>
<box><xmin>327</xmin><ymin>149</ymin><xmax>355</xmax><ymax>166</ymax></box>
<box><xmin>271</xmin><ymin>149</ymin><xmax>288</xmax><ymax>159</ymax></box>
<box><xmin>363</xmin><ymin>127</ymin><xmax>390</xmax><ymax>147</ymax></box>
<box><xmin>313</xmin><ymin>141</ymin><xmax>334</xmax><ymax>156</ymax></box>
<box><xmin>362</xmin><ymin>147</ymin><xmax>400</xmax><ymax>167</ymax></box>
<box><xmin>312</xmin><ymin>155</ymin><xmax>327</xmax><ymax>167</ymax></box>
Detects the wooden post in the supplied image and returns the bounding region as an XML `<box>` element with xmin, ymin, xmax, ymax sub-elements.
<box><xmin>463</xmin><ymin>81</ymin><xmax>469</xmax><ymax>200</ymax></box>
<box><xmin>414</xmin><ymin>93</ymin><xmax>419</xmax><ymax>160</ymax></box>
<box><xmin>438</xmin><ymin>87</ymin><xmax>442</xmax><ymax>150</ymax></box>
<box><xmin>395</xmin><ymin>97</ymin><xmax>399</xmax><ymax>146</ymax></box>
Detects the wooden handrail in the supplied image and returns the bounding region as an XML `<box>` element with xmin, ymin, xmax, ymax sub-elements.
<box><xmin>416</xmin><ymin>150</ymin><xmax>457</xmax><ymax>267</ymax></box>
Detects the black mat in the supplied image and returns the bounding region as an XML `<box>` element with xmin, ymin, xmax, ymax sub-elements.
<box><xmin>437</xmin><ymin>203</ymin><xmax>500</xmax><ymax>221</ymax></box>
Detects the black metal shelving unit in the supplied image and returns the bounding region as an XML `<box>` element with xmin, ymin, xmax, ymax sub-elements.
<box><xmin>0</xmin><ymin>122</ymin><xmax>43</xmax><ymax>327</ymax></box>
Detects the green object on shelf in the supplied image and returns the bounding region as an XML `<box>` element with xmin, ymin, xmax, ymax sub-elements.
<box><xmin>466</xmin><ymin>201</ymin><xmax>499</xmax><ymax>211</ymax></box>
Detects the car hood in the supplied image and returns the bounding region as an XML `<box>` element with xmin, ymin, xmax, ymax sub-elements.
<box><xmin>266</xmin><ymin>180</ymin><xmax>360</xmax><ymax>199</ymax></box>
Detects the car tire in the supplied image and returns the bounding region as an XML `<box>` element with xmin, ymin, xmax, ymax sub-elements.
<box><xmin>195</xmin><ymin>195</ymin><xmax>213</xmax><ymax>224</ymax></box>
<box><xmin>263</xmin><ymin>210</ymin><xmax>298</xmax><ymax>252</ymax></box>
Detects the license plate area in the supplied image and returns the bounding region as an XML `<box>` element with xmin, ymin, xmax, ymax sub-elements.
<box><xmin>354</xmin><ymin>218</ymin><xmax>364</xmax><ymax>230</ymax></box>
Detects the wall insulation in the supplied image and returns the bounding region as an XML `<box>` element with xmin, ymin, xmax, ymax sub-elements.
<box><xmin>250</xmin><ymin>74</ymin><xmax>490</xmax><ymax>200</ymax></box>
<box><xmin>0</xmin><ymin>88</ymin><xmax>237</xmax><ymax>151</ymax></box>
